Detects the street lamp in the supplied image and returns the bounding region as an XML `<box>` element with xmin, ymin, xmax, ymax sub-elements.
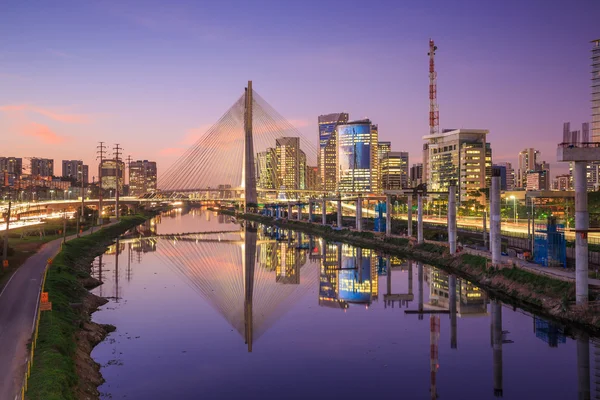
<box><xmin>509</xmin><ymin>195</ymin><xmax>517</xmax><ymax>223</ymax></box>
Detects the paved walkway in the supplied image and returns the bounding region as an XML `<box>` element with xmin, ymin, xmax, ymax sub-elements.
<box><xmin>0</xmin><ymin>224</ymin><xmax>110</xmax><ymax>400</ymax></box>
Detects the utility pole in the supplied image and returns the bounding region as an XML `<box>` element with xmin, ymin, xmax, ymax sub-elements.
<box><xmin>97</xmin><ymin>142</ymin><xmax>106</xmax><ymax>225</ymax></box>
<box><xmin>114</xmin><ymin>144</ymin><xmax>123</xmax><ymax>220</ymax></box>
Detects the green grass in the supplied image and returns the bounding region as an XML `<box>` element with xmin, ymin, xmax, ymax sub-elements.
<box><xmin>495</xmin><ymin>266</ymin><xmax>574</xmax><ymax>298</ymax></box>
<box><xmin>26</xmin><ymin>215</ymin><xmax>148</xmax><ymax>400</ymax></box>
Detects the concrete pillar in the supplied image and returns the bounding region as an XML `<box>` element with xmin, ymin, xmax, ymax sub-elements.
<box><xmin>574</xmin><ymin>161</ymin><xmax>589</xmax><ymax>305</ymax></box>
<box><xmin>337</xmin><ymin>198</ymin><xmax>342</xmax><ymax>228</ymax></box>
<box><xmin>308</xmin><ymin>200</ymin><xmax>313</xmax><ymax>222</ymax></box>
<box><xmin>491</xmin><ymin>301</ymin><xmax>503</xmax><ymax>397</ymax></box>
<box><xmin>491</xmin><ymin>176</ymin><xmax>501</xmax><ymax>267</ymax></box>
<box><xmin>577</xmin><ymin>334</ymin><xmax>591</xmax><ymax>400</ymax></box>
<box><xmin>385</xmin><ymin>195</ymin><xmax>392</xmax><ymax>237</ymax></box>
<box><xmin>322</xmin><ymin>199</ymin><xmax>327</xmax><ymax>225</ymax></box>
<box><xmin>483</xmin><ymin>210</ymin><xmax>488</xmax><ymax>250</ymax></box>
<box><xmin>407</xmin><ymin>195</ymin><xmax>413</xmax><ymax>237</ymax></box>
<box><xmin>417</xmin><ymin>194</ymin><xmax>423</xmax><ymax>244</ymax></box>
<box><xmin>287</xmin><ymin>203</ymin><xmax>292</xmax><ymax>219</ymax></box>
<box><xmin>297</xmin><ymin>204</ymin><xmax>302</xmax><ymax>221</ymax></box>
<box><xmin>417</xmin><ymin>262</ymin><xmax>424</xmax><ymax>320</ymax></box>
<box><xmin>356</xmin><ymin>196</ymin><xmax>362</xmax><ymax>232</ymax></box>
<box><xmin>448</xmin><ymin>186</ymin><xmax>457</xmax><ymax>255</ymax></box>
<box><xmin>449</xmin><ymin>275</ymin><xmax>457</xmax><ymax>349</ymax></box>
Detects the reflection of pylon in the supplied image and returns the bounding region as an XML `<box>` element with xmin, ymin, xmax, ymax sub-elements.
<box><xmin>430</xmin><ymin>315</ymin><xmax>440</xmax><ymax>400</ymax></box>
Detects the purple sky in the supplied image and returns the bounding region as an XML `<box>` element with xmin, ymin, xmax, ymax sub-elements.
<box><xmin>1</xmin><ymin>0</ymin><xmax>598</xmax><ymax>180</ymax></box>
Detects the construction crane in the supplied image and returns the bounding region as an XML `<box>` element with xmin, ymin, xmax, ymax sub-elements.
<box><xmin>428</xmin><ymin>39</ymin><xmax>439</xmax><ymax>136</ymax></box>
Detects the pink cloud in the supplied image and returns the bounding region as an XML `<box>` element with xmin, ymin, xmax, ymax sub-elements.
<box><xmin>20</xmin><ymin>122</ymin><xmax>66</xmax><ymax>144</ymax></box>
<box><xmin>160</xmin><ymin>147</ymin><xmax>185</xmax><ymax>156</ymax></box>
<box><xmin>287</xmin><ymin>119</ymin><xmax>310</xmax><ymax>129</ymax></box>
<box><xmin>180</xmin><ymin>124</ymin><xmax>213</xmax><ymax>145</ymax></box>
<box><xmin>0</xmin><ymin>104</ymin><xmax>91</xmax><ymax>123</ymax></box>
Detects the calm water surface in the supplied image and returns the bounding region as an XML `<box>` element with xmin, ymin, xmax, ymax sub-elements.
<box><xmin>91</xmin><ymin>209</ymin><xmax>593</xmax><ymax>400</ymax></box>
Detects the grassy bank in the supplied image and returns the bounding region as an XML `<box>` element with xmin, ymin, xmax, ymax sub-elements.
<box><xmin>225</xmin><ymin>211</ymin><xmax>600</xmax><ymax>333</ymax></box>
<box><xmin>26</xmin><ymin>215</ymin><xmax>150</xmax><ymax>400</ymax></box>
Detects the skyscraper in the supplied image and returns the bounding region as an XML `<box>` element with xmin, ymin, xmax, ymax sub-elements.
<box><xmin>275</xmin><ymin>137</ymin><xmax>301</xmax><ymax>190</ymax></box>
<box><xmin>318</xmin><ymin>113</ymin><xmax>349</xmax><ymax>192</ymax></box>
<box><xmin>423</xmin><ymin>129</ymin><xmax>491</xmax><ymax>202</ymax></box>
<box><xmin>62</xmin><ymin>160</ymin><xmax>88</xmax><ymax>184</ymax></box>
<box><xmin>592</xmin><ymin>38</ymin><xmax>600</xmax><ymax>142</ymax></box>
<box><xmin>381</xmin><ymin>151</ymin><xmax>409</xmax><ymax>190</ymax></box>
<box><xmin>377</xmin><ymin>141</ymin><xmax>391</xmax><ymax>190</ymax></box>
<box><xmin>306</xmin><ymin>166</ymin><xmax>319</xmax><ymax>191</ymax></box>
<box><xmin>256</xmin><ymin>148</ymin><xmax>277</xmax><ymax>189</ymax></box>
<box><xmin>336</xmin><ymin>119</ymin><xmax>379</xmax><ymax>193</ymax></box>
<box><xmin>30</xmin><ymin>158</ymin><xmax>54</xmax><ymax>177</ymax></box>
<box><xmin>129</xmin><ymin>160</ymin><xmax>157</xmax><ymax>196</ymax></box>
<box><xmin>517</xmin><ymin>148</ymin><xmax>539</xmax><ymax>188</ymax></box>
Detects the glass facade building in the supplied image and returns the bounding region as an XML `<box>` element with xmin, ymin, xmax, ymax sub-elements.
<box><xmin>381</xmin><ymin>151</ymin><xmax>409</xmax><ymax>190</ymax></box>
<box><xmin>336</xmin><ymin>120</ymin><xmax>378</xmax><ymax>193</ymax></box>
<box><xmin>318</xmin><ymin>113</ymin><xmax>349</xmax><ymax>192</ymax></box>
<box><xmin>129</xmin><ymin>160</ymin><xmax>157</xmax><ymax>196</ymax></box>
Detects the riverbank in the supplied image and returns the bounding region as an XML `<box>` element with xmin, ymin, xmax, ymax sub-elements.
<box><xmin>223</xmin><ymin>210</ymin><xmax>600</xmax><ymax>335</ymax></box>
<box><xmin>26</xmin><ymin>214</ymin><xmax>153</xmax><ymax>400</ymax></box>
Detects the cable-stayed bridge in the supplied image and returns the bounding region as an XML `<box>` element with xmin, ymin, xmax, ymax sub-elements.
<box><xmin>158</xmin><ymin>82</ymin><xmax>318</xmax><ymax>206</ymax></box>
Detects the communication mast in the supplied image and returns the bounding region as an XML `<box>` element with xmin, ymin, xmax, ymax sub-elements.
<box><xmin>428</xmin><ymin>39</ymin><xmax>439</xmax><ymax>136</ymax></box>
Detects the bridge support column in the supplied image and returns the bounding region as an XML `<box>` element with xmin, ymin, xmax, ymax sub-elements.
<box><xmin>337</xmin><ymin>198</ymin><xmax>342</xmax><ymax>228</ymax></box>
<box><xmin>491</xmin><ymin>175</ymin><xmax>501</xmax><ymax>267</ymax></box>
<box><xmin>448</xmin><ymin>185</ymin><xmax>457</xmax><ymax>255</ymax></box>
<box><xmin>356</xmin><ymin>196</ymin><xmax>362</xmax><ymax>232</ymax></box>
<box><xmin>417</xmin><ymin>194</ymin><xmax>423</xmax><ymax>244</ymax></box>
<box><xmin>385</xmin><ymin>194</ymin><xmax>392</xmax><ymax>237</ymax></box>
<box><xmin>308</xmin><ymin>200</ymin><xmax>313</xmax><ymax>222</ymax></box>
<box><xmin>574</xmin><ymin>161</ymin><xmax>589</xmax><ymax>305</ymax></box>
<box><xmin>287</xmin><ymin>203</ymin><xmax>292</xmax><ymax>219</ymax></box>
<box><xmin>407</xmin><ymin>195</ymin><xmax>413</xmax><ymax>237</ymax></box>
<box><xmin>297</xmin><ymin>204</ymin><xmax>302</xmax><ymax>221</ymax></box>
<box><xmin>322</xmin><ymin>199</ymin><xmax>327</xmax><ymax>225</ymax></box>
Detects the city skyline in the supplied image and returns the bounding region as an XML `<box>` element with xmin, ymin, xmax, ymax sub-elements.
<box><xmin>1</xmin><ymin>1</ymin><xmax>598</xmax><ymax>179</ymax></box>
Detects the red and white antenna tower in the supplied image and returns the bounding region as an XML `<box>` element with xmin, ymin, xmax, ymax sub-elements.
<box><xmin>428</xmin><ymin>39</ymin><xmax>439</xmax><ymax>135</ymax></box>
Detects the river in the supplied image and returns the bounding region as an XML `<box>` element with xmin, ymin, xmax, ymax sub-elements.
<box><xmin>90</xmin><ymin>208</ymin><xmax>593</xmax><ymax>399</ymax></box>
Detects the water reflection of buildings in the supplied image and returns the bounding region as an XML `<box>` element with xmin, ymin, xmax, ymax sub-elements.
<box><xmin>318</xmin><ymin>242</ymin><xmax>379</xmax><ymax>309</ymax></box>
<box><xmin>533</xmin><ymin>317</ymin><xmax>566</xmax><ymax>347</ymax></box>
<box><xmin>427</xmin><ymin>268</ymin><xmax>488</xmax><ymax>317</ymax></box>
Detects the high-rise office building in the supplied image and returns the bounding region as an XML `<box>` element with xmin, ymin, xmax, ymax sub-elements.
<box><xmin>517</xmin><ymin>148</ymin><xmax>539</xmax><ymax>188</ymax></box>
<box><xmin>62</xmin><ymin>160</ymin><xmax>88</xmax><ymax>184</ymax></box>
<box><xmin>377</xmin><ymin>141</ymin><xmax>391</xmax><ymax>190</ymax></box>
<box><xmin>526</xmin><ymin>170</ymin><xmax>549</xmax><ymax>191</ymax></box>
<box><xmin>564</xmin><ymin>122</ymin><xmax>598</xmax><ymax>190</ymax></box>
<box><xmin>495</xmin><ymin>162</ymin><xmax>514</xmax><ymax>190</ymax></box>
<box><xmin>129</xmin><ymin>160</ymin><xmax>157</xmax><ymax>196</ymax></box>
<box><xmin>0</xmin><ymin>157</ymin><xmax>23</xmax><ymax>186</ymax></box>
<box><xmin>410</xmin><ymin>163</ymin><xmax>423</xmax><ymax>187</ymax></box>
<box><xmin>30</xmin><ymin>158</ymin><xmax>54</xmax><ymax>177</ymax></box>
<box><xmin>276</xmin><ymin>137</ymin><xmax>301</xmax><ymax>190</ymax></box>
<box><xmin>336</xmin><ymin>119</ymin><xmax>379</xmax><ymax>193</ymax></box>
<box><xmin>318</xmin><ymin>113</ymin><xmax>349</xmax><ymax>192</ymax></box>
<box><xmin>299</xmin><ymin>150</ymin><xmax>307</xmax><ymax>190</ymax></box>
<box><xmin>381</xmin><ymin>151</ymin><xmax>409</xmax><ymax>190</ymax></box>
<box><xmin>592</xmin><ymin>38</ymin><xmax>600</xmax><ymax>142</ymax></box>
<box><xmin>423</xmin><ymin>129</ymin><xmax>491</xmax><ymax>202</ymax></box>
<box><xmin>99</xmin><ymin>159</ymin><xmax>125</xmax><ymax>193</ymax></box>
<box><xmin>256</xmin><ymin>148</ymin><xmax>277</xmax><ymax>189</ymax></box>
